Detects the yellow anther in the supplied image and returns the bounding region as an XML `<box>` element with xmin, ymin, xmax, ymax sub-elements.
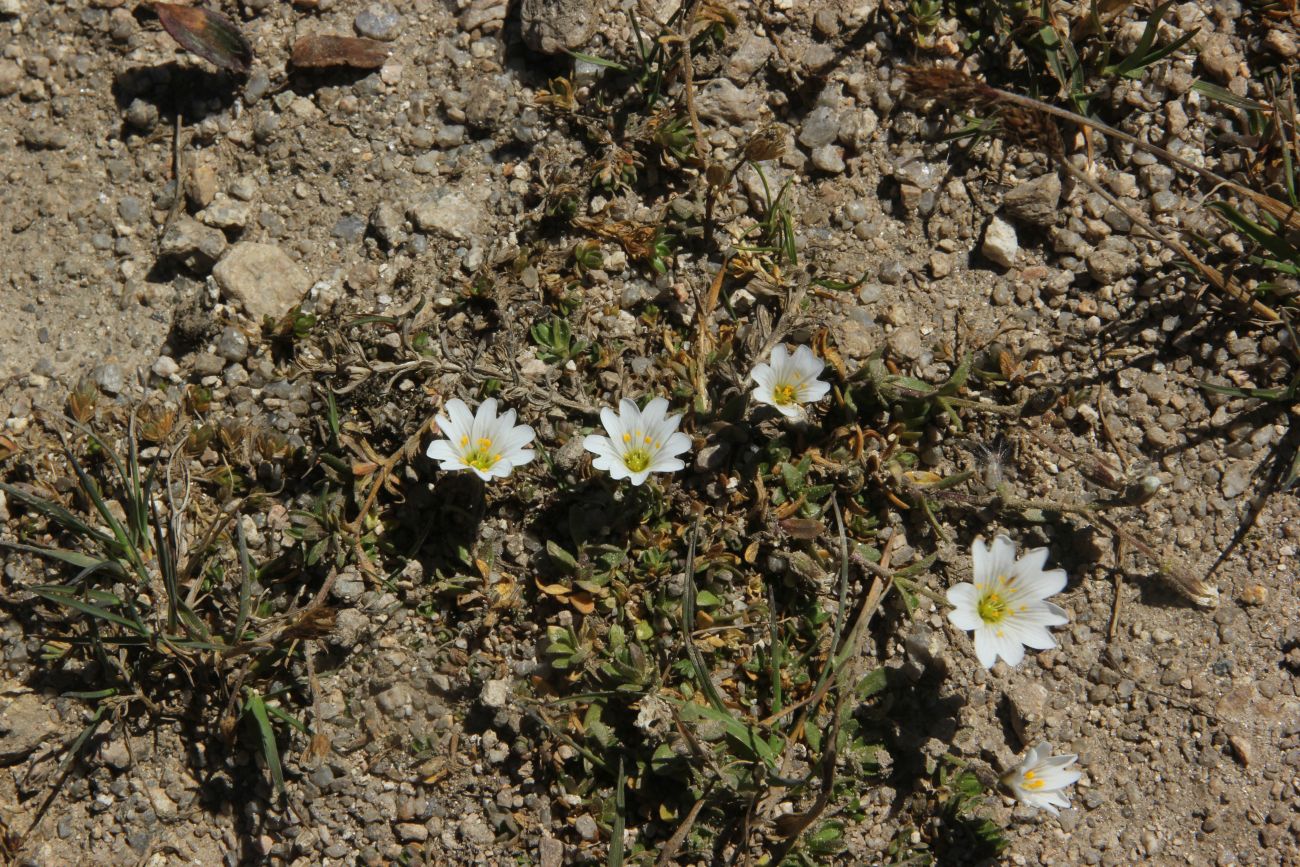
<box><xmin>772</xmin><ymin>383</ymin><xmax>797</xmax><ymax>405</ymax></box>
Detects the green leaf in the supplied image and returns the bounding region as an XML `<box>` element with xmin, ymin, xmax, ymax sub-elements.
<box><xmin>693</xmin><ymin>589</ymin><xmax>721</xmax><ymax>608</ymax></box>
<box><xmin>1191</xmin><ymin>79</ymin><xmax>1269</xmax><ymax>112</ymax></box>
<box><xmin>568</xmin><ymin>51</ymin><xmax>630</xmax><ymax>72</ymax></box>
<box><xmin>547</xmin><ymin>540</ymin><xmax>581</xmax><ymax>572</ymax></box>
<box><xmin>0</xmin><ymin>540</ymin><xmax>121</xmax><ymax>573</ymax></box>
<box><xmin>32</xmin><ymin>585</ymin><xmax>150</xmax><ymax>636</ymax></box>
<box><xmin>677</xmin><ymin>701</ymin><xmax>781</xmax><ymax>768</ymax></box>
<box><xmin>246</xmin><ymin>690</ymin><xmax>285</xmax><ymax>794</ymax></box>
<box><xmin>0</xmin><ymin>482</ymin><xmax>116</xmax><ymax>549</ymax></box>
<box><xmin>856</xmin><ymin>667</ymin><xmax>888</xmax><ymax>700</ymax></box>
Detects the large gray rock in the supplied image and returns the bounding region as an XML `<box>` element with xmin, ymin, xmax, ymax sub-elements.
<box><xmin>160</xmin><ymin>216</ymin><xmax>227</xmax><ymax>272</ymax></box>
<box><xmin>407</xmin><ymin>192</ymin><xmax>484</xmax><ymax>241</ymax></box>
<box><xmin>0</xmin><ymin>692</ymin><xmax>58</xmax><ymax>763</ymax></box>
<box><xmin>212</xmin><ymin>242</ymin><xmax>312</xmax><ymax>321</ymax></box>
<box><xmin>519</xmin><ymin>0</ymin><xmax>602</xmax><ymax>54</ymax></box>
<box><xmin>1002</xmin><ymin>173</ymin><xmax>1062</xmax><ymax>227</ymax></box>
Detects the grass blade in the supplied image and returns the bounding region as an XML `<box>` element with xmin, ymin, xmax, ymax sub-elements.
<box><xmin>246</xmin><ymin>690</ymin><xmax>286</xmax><ymax>794</ymax></box>
<box><xmin>32</xmin><ymin>585</ymin><xmax>150</xmax><ymax>636</ymax></box>
<box><xmin>609</xmin><ymin>756</ymin><xmax>626</xmax><ymax>867</ymax></box>
<box><xmin>0</xmin><ymin>482</ymin><xmax>116</xmax><ymax>549</ymax></box>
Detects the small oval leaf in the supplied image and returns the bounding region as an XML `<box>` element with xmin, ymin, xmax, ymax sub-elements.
<box><xmin>154</xmin><ymin>3</ymin><xmax>253</xmax><ymax>74</ymax></box>
<box><xmin>290</xmin><ymin>35</ymin><xmax>390</xmax><ymax>70</ymax></box>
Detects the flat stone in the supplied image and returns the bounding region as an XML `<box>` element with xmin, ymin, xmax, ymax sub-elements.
<box><xmin>407</xmin><ymin>192</ymin><xmax>483</xmax><ymax>241</ymax></box>
<box><xmin>519</xmin><ymin>0</ymin><xmax>602</xmax><ymax>54</ymax></box>
<box><xmin>212</xmin><ymin>242</ymin><xmax>312</xmax><ymax>321</ymax></box>
<box><xmin>810</xmin><ymin>144</ymin><xmax>845</xmax><ymax>173</ymax></box>
<box><xmin>480</xmin><ymin>679</ymin><xmax>510</xmax><ymax>709</ymax></box>
<box><xmin>981</xmin><ymin>216</ymin><xmax>1018</xmax><ymax>269</ymax></box>
<box><xmin>1003</xmin><ymin>173</ymin><xmax>1062</xmax><ymax>227</ymax></box>
<box><xmin>92</xmin><ymin>363</ymin><xmax>125</xmax><ymax>395</ymax></box>
<box><xmin>1086</xmin><ymin>248</ymin><xmax>1135</xmax><ymax>284</ymax></box>
<box><xmin>197</xmin><ymin>198</ymin><xmax>251</xmax><ymax>231</ymax></box>
<box><xmin>354</xmin><ymin>2</ymin><xmax>401</xmax><ymax>41</ymax></box>
<box><xmin>538</xmin><ymin>836</ymin><xmax>564</xmax><ymax>867</ymax></box>
<box><xmin>160</xmin><ymin>217</ymin><xmax>227</xmax><ymax>272</ymax></box>
<box><xmin>0</xmin><ymin>693</ymin><xmax>58</xmax><ymax>763</ymax></box>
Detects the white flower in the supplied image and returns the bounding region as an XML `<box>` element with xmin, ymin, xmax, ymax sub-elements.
<box><xmin>749</xmin><ymin>345</ymin><xmax>832</xmax><ymax>419</ymax></box>
<box><xmin>946</xmin><ymin>534</ymin><xmax>1068</xmax><ymax>669</ymax></box>
<box><xmin>582</xmin><ymin>397</ymin><xmax>691</xmax><ymax>486</ymax></box>
<box><xmin>1001</xmin><ymin>742</ymin><xmax>1081</xmax><ymax>814</ymax></box>
<box><xmin>426</xmin><ymin>398</ymin><xmax>536</xmax><ymax>481</ymax></box>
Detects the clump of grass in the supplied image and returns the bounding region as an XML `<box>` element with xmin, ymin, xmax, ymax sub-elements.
<box><xmin>0</xmin><ymin>414</ymin><xmax>329</xmax><ymax>808</ymax></box>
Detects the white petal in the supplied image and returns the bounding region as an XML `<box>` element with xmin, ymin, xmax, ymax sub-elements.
<box><xmin>801</xmin><ymin>379</ymin><xmax>832</xmax><ymax>403</ymax></box>
<box><xmin>598</xmin><ymin>456</ymin><xmax>632</xmax><ymax>480</ymax></box>
<box><xmin>584</xmin><ymin>434</ymin><xmax>619</xmax><ymax>462</ymax></box>
<box><xmin>1042</xmin><ymin>752</ymin><xmax>1077</xmax><ymax>771</ymax></box>
<box><xmin>971</xmin><ymin>536</ymin><xmax>992</xmax><ymax>584</ymax></box>
<box><xmin>427</xmin><ymin>440</ymin><xmax>458</xmax><ymax>462</ymax></box>
<box><xmin>750</xmin><ymin>362</ymin><xmax>775</xmax><ymax>389</ymax></box>
<box><xmin>948</xmin><ymin>606</ymin><xmax>983</xmax><ymax>632</ymax></box>
<box><xmin>987</xmin><ymin>534</ymin><xmax>1018</xmax><ymax>579</ymax></box>
<box><xmin>443</xmin><ymin>400</ymin><xmax>474</xmax><ymax>439</ymax></box>
<box><xmin>640</xmin><ymin>397</ymin><xmax>668</xmax><ymax>435</ymax></box>
<box><xmin>661</xmin><ymin>431</ymin><xmax>692</xmax><ymax>459</ymax></box>
<box><xmin>649</xmin><ymin>455</ymin><xmax>686</xmax><ymax>474</ymax></box>
<box><xmin>617</xmin><ymin>398</ymin><xmax>642</xmax><ymax>429</ymax></box>
<box><xmin>793</xmin><ymin>345</ymin><xmax>825</xmax><ymax>377</ymax></box>
<box><xmin>599</xmin><ymin>407</ymin><xmax>626</xmax><ymax>447</ymax></box>
<box><xmin>769</xmin><ymin>345</ymin><xmax>791</xmax><ymax>370</ymax></box>
<box><xmin>496</xmin><ymin>422</ymin><xmax>537</xmax><ymax>456</ymax></box>
<box><xmin>1016</xmin><ymin>566</ymin><xmax>1067</xmax><ymax>600</ymax></box>
<box><xmin>979</xmin><ymin>628</ymin><xmax>1024</xmax><ymax>667</ymax></box>
<box><xmin>1005</xmin><ymin>621</ymin><xmax>1057</xmax><ymax>651</ymax></box>
<box><xmin>773</xmin><ymin>402</ymin><xmax>803</xmax><ymax>419</ymax></box>
<box><xmin>509</xmin><ymin>449</ymin><xmax>536</xmax><ymax>467</ymax></box>
<box><xmin>946</xmin><ymin>582</ymin><xmax>978</xmax><ymax>608</ymax></box>
<box><xmin>972</xmin><ymin>629</ymin><xmax>1000</xmax><ymax>669</ymax></box>
<box><xmin>628</xmin><ymin>468</ymin><xmax>651</xmax><ymax>486</ymax></box>
<box><xmin>751</xmin><ymin>384</ymin><xmax>777</xmax><ymax>407</ymax></box>
<box><xmin>1014</xmin><ymin>545</ymin><xmax>1050</xmax><ymax>575</ymax></box>
<box><xmin>471</xmin><ymin>398</ymin><xmax>500</xmax><ymax>442</ymax></box>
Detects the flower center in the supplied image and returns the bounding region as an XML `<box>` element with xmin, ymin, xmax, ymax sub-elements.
<box><xmin>977</xmin><ymin>591</ymin><xmax>1008</xmax><ymax>624</ymax></box>
<box><xmin>772</xmin><ymin>383</ymin><xmax>797</xmax><ymax>405</ymax></box>
<box><xmin>464</xmin><ymin>437</ymin><xmax>500</xmax><ymax>471</ymax></box>
<box><xmin>623</xmin><ymin>447</ymin><xmax>652</xmax><ymax>472</ymax></box>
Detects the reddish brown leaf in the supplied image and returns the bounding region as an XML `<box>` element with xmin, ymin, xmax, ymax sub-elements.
<box><xmin>778</xmin><ymin>517</ymin><xmax>824</xmax><ymax>540</ymax></box>
<box><xmin>153</xmin><ymin>3</ymin><xmax>253</xmax><ymax>74</ymax></box>
<box><xmin>290</xmin><ymin>35</ymin><xmax>390</xmax><ymax>70</ymax></box>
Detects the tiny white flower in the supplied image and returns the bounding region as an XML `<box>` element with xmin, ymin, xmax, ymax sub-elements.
<box><xmin>946</xmin><ymin>534</ymin><xmax>1068</xmax><ymax>669</ymax></box>
<box><xmin>1002</xmin><ymin>742</ymin><xmax>1081</xmax><ymax>815</ymax></box>
<box><xmin>582</xmin><ymin>397</ymin><xmax>691</xmax><ymax>486</ymax></box>
<box><xmin>749</xmin><ymin>345</ymin><xmax>832</xmax><ymax>419</ymax></box>
<box><xmin>426</xmin><ymin>398</ymin><xmax>536</xmax><ymax>481</ymax></box>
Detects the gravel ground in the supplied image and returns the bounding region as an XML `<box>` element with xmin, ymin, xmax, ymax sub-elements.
<box><xmin>1</xmin><ymin>0</ymin><xmax>1298</xmax><ymax>865</ymax></box>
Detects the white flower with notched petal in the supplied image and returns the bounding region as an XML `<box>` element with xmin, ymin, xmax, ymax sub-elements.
<box><xmin>426</xmin><ymin>398</ymin><xmax>536</xmax><ymax>481</ymax></box>
<box><xmin>749</xmin><ymin>345</ymin><xmax>832</xmax><ymax>419</ymax></box>
<box><xmin>1002</xmin><ymin>742</ymin><xmax>1081</xmax><ymax>815</ymax></box>
<box><xmin>583</xmin><ymin>397</ymin><xmax>691</xmax><ymax>486</ymax></box>
<box><xmin>946</xmin><ymin>534</ymin><xmax>1068</xmax><ymax>669</ymax></box>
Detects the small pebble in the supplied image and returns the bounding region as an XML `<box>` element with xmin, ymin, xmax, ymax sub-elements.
<box><xmin>355</xmin><ymin>2</ymin><xmax>401</xmax><ymax>41</ymax></box>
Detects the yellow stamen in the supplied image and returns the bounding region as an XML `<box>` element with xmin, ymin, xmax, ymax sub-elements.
<box><xmin>624</xmin><ymin>448</ymin><xmax>651</xmax><ymax>473</ymax></box>
<box><xmin>1024</xmin><ymin>779</ymin><xmax>1045</xmax><ymax>790</ymax></box>
<box><xmin>977</xmin><ymin>591</ymin><xmax>1008</xmax><ymax>624</ymax></box>
<box><xmin>772</xmin><ymin>383</ymin><xmax>797</xmax><ymax>405</ymax></box>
